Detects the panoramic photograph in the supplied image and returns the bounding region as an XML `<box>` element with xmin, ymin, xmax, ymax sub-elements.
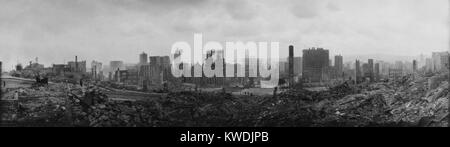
<box><xmin>0</xmin><ymin>0</ymin><xmax>449</xmax><ymax>129</ymax></box>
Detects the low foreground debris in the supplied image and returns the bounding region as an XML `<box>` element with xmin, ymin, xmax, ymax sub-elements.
<box><xmin>1</xmin><ymin>73</ymin><xmax>448</xmax><ymax>127</ymax></box>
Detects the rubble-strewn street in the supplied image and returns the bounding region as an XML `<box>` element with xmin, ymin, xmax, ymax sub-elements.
<box><xmin>1</xmin><ymin>72</ymin><xmax>448</xmax><ymax>127</ymax></box>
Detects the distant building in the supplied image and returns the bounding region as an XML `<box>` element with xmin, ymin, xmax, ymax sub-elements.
<box><xmin>139</xmin><ymin>64</ymin><xmax>163</xmax><ymax>88</ymax></box>
<box><xmin>279</xmin><ymin>61</ymin><xmax>287</xmax><ymax>76</ymax></box>
<box><xmin>412</xmin><ymin>60</ymin><xmax>418</xmax><ymax>72</ymax></box>
<box><xmin>425</xmin><ymin>58</ymin><xmax>433</xmax><ymax>73</ymax></box>
<box><xmin>138</xmin><ymin>56</ymin><xmax>172</xmax><ymax>89</ymax></box>
<box><xmin>91</xmin><ymin>60</ymin><xmax>103</xmax><ymax>80</ymax></box>
<box><xmin>293</xmin><ymin>57</ymin><xmax>302</xmax><ymax>76</ymax></box>
<box><xmin>374</xmin><ymin>63</ymin><xmax>380</xmax><ymax>81</ymax></box>
<box><xmin>440</xmin><ymin>53</ymin><xmax>449</xmax><ymax>72</ymax></box>
<box><xmin>68</xmin><ymin>61</ymin><xmax>86</xmax><ymax>73</ymax></box>
<box><xmin>24</xmin><ymin>62</ymin><xmax>44</xmax><ymax>70</ymax></box>
<box><xmin>139</xmin><ymin>52</ymin><xmax>148</xmax><ymax>65</ymax></box>
<box><xmin>389</xmin><ymin>68</ymin><xmax>403</xmax><ymax>80</ymax></box>
<box><xmin>288</xmin><ymin>45</ymin><xmax>294</xmax><ymax>84</ymax></box>
<box><xmin>355</xmin><ymin>60</ymin><xmax>361</xmax><ymax>83</ymax></box>
<box><xmin>114</xmin><ymin>69</ymin><xmax>128</xmax><ymax>83</ymax></box>
<box><xmin>108</xmin><ymin>72</ymin><xmax>112</xmax><ymax>81</ymax></box>
<box><xmin>110</xmin><ymin>61</ymin><xmax>124</xmax><ymax>71</ymax></box>
<box><xmin>15</xmin><ymin>64</ymin><xmax>23</xmax><ymax>71</ymax></box>
<box><xmin>149</xmin><ymin>56</ymin><xmax>161</xmax><ymax>65</ymax></box>
<box><xmin>125</xmin><ymin>67</ymin><xmax>139</xmax><ymax>85</ymax></box>
<box><xmin>112</xmin><ymin>65</ymin><xmax>139</xmax><ymax>85</ymax></box>
<box><xmin>395</xmin><ymin>61</ymin><xmax>403</xmax><ymax>71</ymax></box>
<box><xmin>334</xmin><ymin>55</ymin><xmax>343</xmax><ymax>79</ymax></box>
<box><xmin>368</xmin><ymin>59</ymin><xmax>374</xmax><ymax>82</ymax></box>
<box><xmin>431</xmin><ymin>52</ymin><xmax>449</xmax><ymax>72</ymax></box>
<box><xmin>362</xmin><ymin>63</ymin><xmax>370</xmax><ymax>81</ymax></box>
<box><xmin>302</xmin><ymin>47</ymin><xmax>329</xmax><ymax>83</ymax></box>
<box><xmin>52</xmin><ymin>64</ymin><xmax>70</xmax><ymax>75</ymax></box>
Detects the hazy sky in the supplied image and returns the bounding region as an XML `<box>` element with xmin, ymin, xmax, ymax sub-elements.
<box><xmin>0</xmin><ymin>0</ymin><xmax>448</xmax><ymax>70</ymax></box>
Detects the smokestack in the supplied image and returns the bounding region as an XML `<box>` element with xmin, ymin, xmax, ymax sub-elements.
<box><xmin>75</xmin><ymin>56</ymin><xmax>78</xmax><ymax>72</ymax></box>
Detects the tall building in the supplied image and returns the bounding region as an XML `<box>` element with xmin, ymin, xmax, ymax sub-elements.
<box><xmin>302</xmin><ymin>47</ymin><xmax>329</xmax><ymax>83</ymax></box>
<box><xmin>374</xmin><ymin>63</ymin><xmax>380</xmax><ymax>82</ymax></box>
<box><xmin>293</xmin><ymin>57</ymin><xmax>302</xmax><ymax>76</ymax></box>
<box><xmin>419</xmin><ymin>54</ymin><xmax>425</xmax><ymax>68</ymax></box>
<box><xmin>362</xmin><ymin>63</ymin><xmax>370</xmax><ymax>81</ymax></box>
<box><xmin>395</xmin><ymin>61</ymin><xmax>403</xmax><ymax>69</ymax></box>
<box><xmin>379</xmin><ymin>61</ymin><xmax>390</xmax><ymax>77</ymax></box>
<box><xmin>110</xmin><ymin>61</ymin><xmax>124</xmax><ymax>71</ymax></box>
<box><xmin>334</xmin><ymin>55</ymin><xmax>343</xmax><ymax>78</ymax></box>
<box><xmin>279</xmin><ymin>61</ymin><xmax>287</xmax><ymax>76</ymax></box>
<box><xmin>288</xmin><ymin>45</ymin><xmax>294</xmax><ymax>84</ymax></box>
<box><xmin>160</xmin><ymin>56</ymin><xmax>171</xmax><ymax>67</ymax></box>
<box><xmin>368</xmin><ymin>59</ymin><xmax>374</xmax><ymax>82</ymax></box>
<box><xmin>425</xmin><ymin>58</ymin><xmax>433</xmax><ymax>72</ymax></box>
<box><xmin>412</xmin><ymin>60</ymin><xmax>418</xmax><ymax>72</ymax></box>
<box><xmin>355</xmin><ymin>60</ymin><xmax>361</xmax><ymax>83</ymax></box>
<box><xmin>139</xmin><ymin>56</ymin><xmax>172</xmax><ymax>89</ymax></box>
<box><xmin>139</xmin><ymin>52</ymin><xmax>148</xmax><ymax>65</ymax></box>
<box><xmin>0</xmin><ymin>61</ymin><xmax>2</xmax><ymax>95</ymax></box>
<box><xmin>440</xmin><ymin>53</ymin><xmax>449</xmax><ymax>72</ymax></box>
<box><xmin>150</xmin><ymin>56</ymin><xmax>162</xmax><ymax>65</ymax></box>
<box><xmin>431</xmin><ymin>52</ymin><xmax>449</xmax><ymax>72</ymax></box>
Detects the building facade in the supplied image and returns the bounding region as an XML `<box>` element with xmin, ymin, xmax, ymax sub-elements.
<box><xmin>302</xmin><ymin>47</ymin><xmax>329</xmax><ymax>83</ymax></box>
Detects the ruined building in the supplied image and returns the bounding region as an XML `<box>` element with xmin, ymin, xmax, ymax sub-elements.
<box><xmin>91</xmin><ymin>60</ymin><xmax>103</xmax><ymax>80</ymax></box>
<box><xmin>67</xmin><ymin>56</ymin><xmax>86</xmax><ymax>73</ymax></box>
<box><xmin>52</xmin><ymin>64</ymin><xmax>70</xmax><ymax>75</ymax></box>
<box><xmin>138</xmin><ymin>56</ymin><xmax>172</xmax><ymax>89</ymax></box>
<box><xmin>431</xmin><ymin>52</ymin><xmax>449</xmax><ymax>72</ymax></box>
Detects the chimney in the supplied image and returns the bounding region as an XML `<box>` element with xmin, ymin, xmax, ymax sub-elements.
<box><xmin>75</xmin><ymin>56</ymin><xmax>78</xmax><ymax>72</ymax></box>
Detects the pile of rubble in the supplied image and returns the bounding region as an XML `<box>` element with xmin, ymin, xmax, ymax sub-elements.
<box><xmin>43</xmin><ymin>85</ymin><xmax>257</xmax><ymax>127</ymax></box>
<box><xmin>319</xmin><ymin>73</ymin><xmax>449</xmax><ymax>127</ymax></box>
<box><xmin>389</xmin><ymin>74</ymin><xmax>448</xmax><ymax>127</ymax></box>
<box><xmin>253</xmin><ymin>82</ymin><xmax>359</xmax><ymax>127</ymax></box>
<box><xmin>2</xmin><ymin>72</ymin><xmax>448</xmax><ymax>127</ymax></box>
<box><xmin>253</xmin><ymin>73</ymin><xmax>448</xmax><ymax>127</ymax></box>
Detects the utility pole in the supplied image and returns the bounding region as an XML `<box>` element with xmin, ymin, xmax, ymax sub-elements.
<box><xmin>0</xmin><ymin>61</ymin><xmax>2</xmax><ymax>126</ymax></box>
<box><xmin>0</xmin><ymin>61</ymin><xmax>2</xmax><ymax>98</ymax></box>
<box><xmin>288</xmin><ymin>45</ymin><xmax>294</xmax><ymax>88</ymax></box>
<box><xmin>446</xmin><ymin>3</ymin><xmax>450</xmax><ymax>127</ymax></box>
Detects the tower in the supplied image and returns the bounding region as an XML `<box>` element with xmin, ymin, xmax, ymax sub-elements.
<box><xmin>289</xmin><ymin>45</ymin><xmax>294</xmax><ymax>85</ymax></box>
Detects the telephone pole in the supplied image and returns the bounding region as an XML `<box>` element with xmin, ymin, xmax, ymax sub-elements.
<box><xmin>0</xmin><ymin>61</ymin><xmax>2</xmax><ymax>98</ymax></box>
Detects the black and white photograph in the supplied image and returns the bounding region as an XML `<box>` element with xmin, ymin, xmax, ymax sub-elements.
<box><xmin>0</xmin><ymin>0</ymin><xmax>449</xmax><ymax>134</ymax></box>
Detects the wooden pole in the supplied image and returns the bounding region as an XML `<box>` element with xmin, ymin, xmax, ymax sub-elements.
<box><xmin>0</xmin><ymin>61</ymin><xmax>3</xmax><ymax>126</ymax></box>
<box><xmin>0</xmin><ymin>61</ymin><xmax>2</xmax><ymax>98</ymax></box>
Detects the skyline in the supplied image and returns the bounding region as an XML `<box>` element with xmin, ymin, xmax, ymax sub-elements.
<box><xmin>0</xmin><ymin>0</ymin><xmax>449</xmax><ymax>70</ymax></box>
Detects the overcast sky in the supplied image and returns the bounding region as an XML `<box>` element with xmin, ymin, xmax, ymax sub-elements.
<box><xmin>0</xmin><ymin>0</ymin><xmax>448</xmax><ymax>70</ymax></box>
